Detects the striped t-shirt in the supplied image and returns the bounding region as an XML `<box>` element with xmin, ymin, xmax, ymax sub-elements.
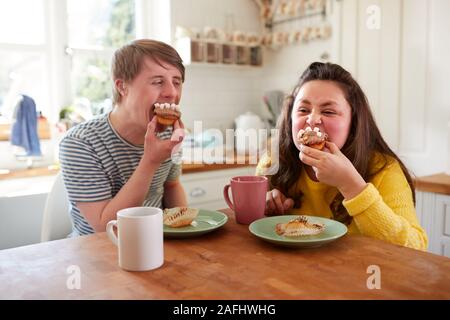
<box><xmin>59</xmin><ymin>112</ymin><xmax>181</xmax><ymax>236</ymax></box>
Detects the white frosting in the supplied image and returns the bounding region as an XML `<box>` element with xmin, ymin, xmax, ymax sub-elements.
<box><xmin>154</xmin><ymin>103</ymin><xmax>180</xmax><ymax>111</ymax></box>
<box><xmin>298</xmin><ymin>127</ymin><xmax>326</xmax><ymax>139</ymax></box>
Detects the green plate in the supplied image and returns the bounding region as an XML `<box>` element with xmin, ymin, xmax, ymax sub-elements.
<box><xmin>249</xmin><ymin>215</ymin><xmax>347</xmax><ymax>248</ymax></box>
<box><xmin>164</xmin><ymin>209</ymin><xmax>228</xmax><ymax>238</ymax></box>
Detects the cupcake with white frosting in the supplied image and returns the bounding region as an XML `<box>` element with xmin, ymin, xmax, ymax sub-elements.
<box><xmin>153</xmin><ymin>103</ymin><xmax>181</xmax><ymax>126</ymax></box>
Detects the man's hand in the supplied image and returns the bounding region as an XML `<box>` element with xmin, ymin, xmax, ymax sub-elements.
<box><xmin>142</xmin><ymin>117</ymin><xmax>185</xmax><ymax>167</ymax></box>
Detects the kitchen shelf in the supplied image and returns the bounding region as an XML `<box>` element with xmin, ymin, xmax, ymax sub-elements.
<box><xmin>176</xmin><ymin>37</ymin><xmax>263</xmax><ymax>67</ymax></box>
<box><xmin>265</xmin><ymin>8</ymin><xmax>326</xmax><ymax>29</ymax></box>
<box><xmin>184</xmin><ymin>62</ymin><xmax>263</xmax><ymax>70</ymax></box>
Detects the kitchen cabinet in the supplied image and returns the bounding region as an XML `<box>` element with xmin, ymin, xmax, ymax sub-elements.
<box><xmin>180</xmin><ymin>166</ymin><xmax>256</xmax><ymax>210</ymax></box>
<box><xmin>415</xmin><ymin>173</ymin><xmax>450</xmax><ymax>257</ymax></box>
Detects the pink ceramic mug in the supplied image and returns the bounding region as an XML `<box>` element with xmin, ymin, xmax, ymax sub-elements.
<box><xmin>223</xmin><ymin>176</ymin><xmax>268</xmax><ymax>224</ymax></box>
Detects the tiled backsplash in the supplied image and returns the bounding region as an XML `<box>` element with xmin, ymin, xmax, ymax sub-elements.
<box><xmin>181</xmin><ymin>65</ymin><xmax>264</xmax><ymax>132</ymax></box>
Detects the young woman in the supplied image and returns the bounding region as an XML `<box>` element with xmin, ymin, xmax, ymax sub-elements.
<box><xmin>257</xmin><ymin>62</ymin><xmax>427</xmax><ymax>250</ymax></box>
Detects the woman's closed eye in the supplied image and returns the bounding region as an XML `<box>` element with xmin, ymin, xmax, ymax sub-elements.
<box><xmin>297</xmin><ymin>107</ymin><xmax>310</xmax><ymax>113</ymax></box>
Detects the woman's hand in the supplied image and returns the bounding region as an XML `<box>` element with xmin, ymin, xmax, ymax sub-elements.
<box><xmin>299</xmin><ymin>141</ymin><xmax>367</xmax><ymax>199</ymax></box>
<box><xmin>265</xmin><ymin>189</ymin><xmax>294</xmax><ymax>215</ymax></box>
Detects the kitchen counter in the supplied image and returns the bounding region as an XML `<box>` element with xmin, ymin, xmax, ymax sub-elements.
<box><xmin>0</xmin><ymin>160</ymin><xmax>256</xmax><ymax>181</ymax></box>
<box><xmin>0</xmin><ymin>166</ymin><xmax>60</xmax><ymax>181</ymax></box>
<box><xmin>415</xmin><ymin>173</ymin><xmax>450</xmax><ymax>196</ymax></box>
<box><xmin>182</xmin><ymin>160</ymin><xmax>256</xmax><ymax>174</ymax></box>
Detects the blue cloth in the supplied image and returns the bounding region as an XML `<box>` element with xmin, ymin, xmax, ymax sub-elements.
<box><xmin>10</xmin><ymin>95</ymin><xmax>42</xmax><ymax>156</ymax></box>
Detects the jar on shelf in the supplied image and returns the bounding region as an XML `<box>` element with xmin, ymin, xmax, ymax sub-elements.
<box><xmin>222</xmin><ymin>44</ymin><xmax>236</xmax><ymax>64</ymax></box>
<box><xmin>236</xmin><ymin>46</ymin><xmax>250</xmax><ymax>65</ymax></box>
<box><xmin>191</xmin><ymin>40</ymin><xmax>205</xmax><ymax>62</ymax></box>
<box><xmin>250</xmin><ymin>46</ymin><xmax>263</xmax><ymax>66</ymax></box>
<box><xmin>206</xmin><ymin>42</ymin><xmax>221</xmax><ymax>63</ymax></box>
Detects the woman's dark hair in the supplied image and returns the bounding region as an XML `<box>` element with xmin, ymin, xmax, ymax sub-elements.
<box><xmin>270</xmin><ymin>62</ymin><xmax>415</xmax><ymax>224</ymax></box>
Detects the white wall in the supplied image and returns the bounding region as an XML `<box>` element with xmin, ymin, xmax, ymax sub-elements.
<box><xmin>335</xmin><ymin>0</ymin><xmax>450</xmax><ymax>177</ymax></box>
<box><xmin>259</xmin><ymin>39</ymin><xmax>333</xmax><ymax>99</ymax></box>
<box><xmin>259</xmin><ymin>0</ymin><xmax>450</xmax><ymax>177</ymax></box>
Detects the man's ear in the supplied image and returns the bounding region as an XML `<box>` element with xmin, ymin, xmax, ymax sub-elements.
<box><xmin>115</xmin><ymin>79</ymin><xmax>127</xmax><ymax>96</ymax></box>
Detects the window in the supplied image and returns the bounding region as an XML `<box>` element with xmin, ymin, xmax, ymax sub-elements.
<box><xmin>0</xmin><ymin>0</ymin><xmax>45</xmax><ymax>45</ymax></box>
<box><xmin>0</xmin><ymin>0</ymin><xmax>137</xmax><ymax>119</ymax></box>
<box><xmin>0</xmin><ymin>52</ymin><xmax>48</xmax><ymax>118</ymax></box>
<box><xmin>0</xmin><ymin>0</ymin><xmax>163</xmax><ymax>170</ymax></box>
<box><xmin>66</xmin><ymin>0</ymin><xmax>136</xmax><ymax>114</ymax></box>
<box><xmin>0</xmin><ymin>0</ymin><xmax>48</xmax><ymax>117</ymax></box>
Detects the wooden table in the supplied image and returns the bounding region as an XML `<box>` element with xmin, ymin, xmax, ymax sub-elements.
<box><xmin>1</xmin><ymin>209</ymin><xmax>449</xmax><ymax>299</ymax></box>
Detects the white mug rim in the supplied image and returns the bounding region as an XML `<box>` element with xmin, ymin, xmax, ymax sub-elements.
<box><xmin>117</xmin><ymin>206</ymin><xmax>162</xmax><ymax>218</ymax></box>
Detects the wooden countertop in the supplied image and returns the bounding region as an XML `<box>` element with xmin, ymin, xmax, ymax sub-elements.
<box><xmin>0</xmin><ymin>162</ymin><xmax>255</xmax><ymax>181</ymax></box>
<box><xmin>415</xmin><ymin>173</ymin><xmax>450</xmax><ymax>195</ymax></box>
<box><xmin>1</xmin><ymin>209</ymin><xmax>449</xmax><ymax>299</ymax></box>
<box><xmin>181</xmin><ymin>161</ymin><xmax>255</xmax><ymax>174</ymax></box>
<box><xmin>0</xmin><ymin>166</ymin><xmax>60</xmax><ymax>180</ymax></box>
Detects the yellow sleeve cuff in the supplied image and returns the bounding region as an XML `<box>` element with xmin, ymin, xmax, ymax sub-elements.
<box><xmin>343</xmin><ymin>183</ymin><xmax>380</xmax><ymax>217</ymax></box>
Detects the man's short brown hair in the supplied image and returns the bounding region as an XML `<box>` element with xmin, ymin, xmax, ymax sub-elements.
<box><xmin>111</xmin><ymin>39</ymin><xmax>185</xmax><ymax>104</ymax></box>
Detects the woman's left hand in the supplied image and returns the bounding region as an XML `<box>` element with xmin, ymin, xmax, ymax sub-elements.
<box><xmin>299</xmin><ymin>141</ymin><xmax>367</xmax><ymax>199</ymax></box>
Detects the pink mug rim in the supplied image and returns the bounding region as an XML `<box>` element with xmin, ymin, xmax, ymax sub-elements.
<box><xmin>231</xmin><ymin>176</ymin><xmax>268</xmax><ymax>183</ymax></box>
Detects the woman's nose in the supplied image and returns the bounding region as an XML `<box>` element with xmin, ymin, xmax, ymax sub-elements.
<box><xmin>306</xmin><ymin>112</ymin><xmax>322</xmax><ymax>126</ymax></box>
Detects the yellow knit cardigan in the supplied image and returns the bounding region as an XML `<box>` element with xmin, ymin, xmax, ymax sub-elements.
<box><xmin>256</xmin><ymin>154</ymin><xmax>428</xmax><ymax>251</ymax></box>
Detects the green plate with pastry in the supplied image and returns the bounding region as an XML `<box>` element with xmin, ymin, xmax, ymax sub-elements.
<box><xmin>163</xmin><ymin>208</ymin><xmax>228</xmax><ymax>238</ymax></box>
<box><xmin>249</xmin><ymin>215</ymin><xmax>347</xmax><ymax>248</ymax></box>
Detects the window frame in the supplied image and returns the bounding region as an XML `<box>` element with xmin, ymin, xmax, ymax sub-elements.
<box><xmin>0</xmin><ymin>0</ymin><xmax>167</xmax><ymax>170</ymax></box>
<box><xmin>0</xmin><ymin>0</ymin><xmax>154</xmax><ymax>124</ymax></box>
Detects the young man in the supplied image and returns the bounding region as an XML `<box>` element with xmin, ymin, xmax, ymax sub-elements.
<box><xmin>59</xmin><ymin>39</ymin><xmax>187</xmax><ymax>236</ymax></box>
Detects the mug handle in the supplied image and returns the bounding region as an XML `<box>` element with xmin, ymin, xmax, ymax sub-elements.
<box><xmin>106</xmin><ymin>220</ymin><xmax>118</xmax><ymax>246</ymax></box>
<box><xmin>223</xmin><ymin>184</ymin><xmax>234</xmax><ymax>211</ymax></box>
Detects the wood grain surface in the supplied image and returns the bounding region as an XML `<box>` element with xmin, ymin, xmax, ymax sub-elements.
<box><xmin>415</xmin><ymin>173</ymin><xmax>450</xmax><ymax>195</ymax></box>
<box><xmin>0</xmin><ymin>209</ymin><xmax>449</xmax><ymax>299</ymax></box>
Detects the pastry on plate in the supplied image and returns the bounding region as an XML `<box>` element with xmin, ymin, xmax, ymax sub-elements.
<box><xmin>297</xmin><ymin>126</ymin><xmax>328</xmax><ymax>150</ymax></box>
<box><xmin>163</xmin><ymin>207</ymin><xmax>198</xmax><ymax>228</ymax></box>
<box><xmin>154</xmin><ymin>103</ymin><xmax>181</xmax><ymax>126</ymax></box>
<box><xmin>275</xmin><ymin>216</ymin><xmax>325</xmax><ymax>237</ymax></box>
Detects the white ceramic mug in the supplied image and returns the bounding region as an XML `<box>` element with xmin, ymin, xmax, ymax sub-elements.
<box><xmin>106</xmin><ymin>207</ymin><xmax>164</xmax><ymax>271</ymax></box>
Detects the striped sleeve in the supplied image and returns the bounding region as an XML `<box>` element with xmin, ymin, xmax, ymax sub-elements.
<box><xmin>167</xmin><ymin>147</ymin><xmax>182</xmax><ymax>181</ymax></box>
<box><xmin>167</xmin><ymin>162</ymin><xmax>181</xmax><ymax>181</ymax></box>
<box><xmin>59</xmin><ymin>136</ymin><xmax>113</xmax><ymax>202</ymax></box>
